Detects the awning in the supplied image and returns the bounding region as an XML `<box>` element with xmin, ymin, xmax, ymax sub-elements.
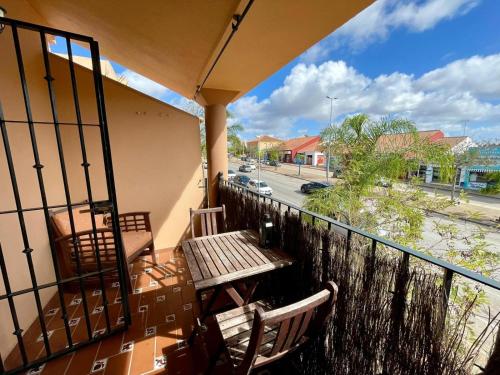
<box><xmin>466</xmin><ymin>165</ymin><xmax>500</xmax><ymax>173</ymax></box>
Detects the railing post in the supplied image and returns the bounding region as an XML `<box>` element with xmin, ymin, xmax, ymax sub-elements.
<box><xmin>216</xmin><ymin>171</ymin><xmax>223</xmax><ymax>207</ymax></box>
<box><xmin>383</xmin><ymin>252</ymin><xmax>410</xmax><ymax>374</ymax></box>
<box><xmin>440</xmin><ymin>268</ymin><xmax>454</xmax><ymax>329</ymax></box>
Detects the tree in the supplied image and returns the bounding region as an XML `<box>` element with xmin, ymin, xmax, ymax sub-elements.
<box><xmin>319</xmin><ymin>125</ymin><xmax>336</xmax><ymax>183</ymax></box>
<box><xmin>305</xmin><ymin>113</ymin><xmax>498</xmax><ymax>269</ymax></box>
<box><xmin>180</xmin><ymin>100</ymin><xmax>206</xmax><ymax>157</ymax></box>
<box><xmin>267</xmin><ymin>145</ymin><xmax>281</xmax><ymax>162</ymax></box>
<box><xmin>227</xmin><ymin>112</ymin><xmax>245</xmax><ymax>156</ymax></box>
<box><xmin>480</xmin><ymin>171</ymin><xmax>500</xmax><ymax>194</ymax></box>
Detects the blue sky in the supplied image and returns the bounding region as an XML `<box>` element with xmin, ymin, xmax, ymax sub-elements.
<box><xmin>52</xmin><ymin>0</ymin><xmax>500</xmax><ymax>142</ymax></box>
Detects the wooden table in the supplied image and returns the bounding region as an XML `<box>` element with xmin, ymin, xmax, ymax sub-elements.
<box><xmin>182</xmin><ymin>230</ymin><xmax>294</xmax><ymax>343</ymax></box>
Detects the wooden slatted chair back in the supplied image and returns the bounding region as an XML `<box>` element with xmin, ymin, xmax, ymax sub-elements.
<box><xmin>239</xmin><ymin>281</ymin><xmax>338</xmax><ymax>374</ymax></box>
<box><xmin>189</xmin><ymin>205</ymin><xmax>226</xmax><ymax>238</ymax></box>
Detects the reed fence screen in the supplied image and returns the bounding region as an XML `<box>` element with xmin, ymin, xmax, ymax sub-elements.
<box><xmin>219</xmin><ymin>183</ymin><xmax>499</xmax><ymax>375</ymax></box>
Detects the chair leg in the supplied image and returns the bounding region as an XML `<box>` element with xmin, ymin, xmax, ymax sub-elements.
<box><xmin>150</xmin><ymin>243</ymin><xmax>158</xmax><ymax>265</ymax></box>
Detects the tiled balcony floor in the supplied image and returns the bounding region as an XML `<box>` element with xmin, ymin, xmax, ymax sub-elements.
<box><xmin>4</xmin><ymin>248</ymin><xmax>238</xmax><ymax>375</ymax></box>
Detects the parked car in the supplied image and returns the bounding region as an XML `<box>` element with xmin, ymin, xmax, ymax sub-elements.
<box><xmin>269</xmin><ymin>160</ymin><xmax>280</xmax><ymax>167</ymax></box>
<box><xmin>248</xmin><ymin>180</ymin><xmax>273</xmax><ymax>195</ymax></box>
<box><xmin>239</xmin><ymin>164</ymin><xmax>252</xmax><ymax>173</ymax></box>
<box><xmin>202</xmin><ymin>161</ymin><xmax>207</xmax><ymax>169</ymax></box>
<box><xmin>300</xmin><ymin>182</ymin><xmax>330</xmax><ymax>194</ymax></box>
<box><xmin>227</xmin><ymin>169</ymin><xmax>236</xmax><ymax>180</ymax></box>
<box><xmin>233</xmin><ymin>175</ymin><xmax>251</xmax><ymax>187</ymax></box>
<box><xmin>241</xmin><ymin>156</ymin><xmax>247</xmax><ymax>161</ymax></box>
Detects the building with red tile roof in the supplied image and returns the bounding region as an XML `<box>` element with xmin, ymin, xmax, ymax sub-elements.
<box><xmin>279</xmin><ymin>135</ymin><xmax>325</xmax><ymax>165</ymax></box>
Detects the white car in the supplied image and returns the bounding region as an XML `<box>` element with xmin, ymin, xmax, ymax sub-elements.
<box><xmin>227</xmin><ymin>169</ymin><xmax>236</xmax><ymax>180</ymax></box>
<box><xmin>247</xmin><ymin>163</ymin><xmax>256</xmax><ymax>170</ymax></box>
<box><xmin>248</xmin><ymin>180</ymin><xmax>273</xmax><ymax>195</ymax></box>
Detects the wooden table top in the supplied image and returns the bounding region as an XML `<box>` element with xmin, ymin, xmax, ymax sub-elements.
<box><xmin>181</xmin><ymin>230</ymin><xmax>294</xmax><ymax>291</ymax></box>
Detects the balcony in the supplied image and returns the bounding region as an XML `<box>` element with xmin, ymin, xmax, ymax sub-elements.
<box><xmin>2</xmin><ymin>180</ymin><xmax>498</xmax><ymax>374</ymax></box>
<box><xmin>0</xmin><ymin>1</ymin><xmax>499</xmax><ymax>374</ymax></box>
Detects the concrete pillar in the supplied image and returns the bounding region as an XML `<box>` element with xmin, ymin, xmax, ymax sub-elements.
<box><xmin>205</xmin><ymin>103</ymin><xmax>228</xmax><ymax>207</ymax></box>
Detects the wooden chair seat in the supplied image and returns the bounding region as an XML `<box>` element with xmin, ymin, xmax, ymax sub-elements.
<box><xmin>216</xmin><ymin>301</ymin><xmax>275</xmax><ymax>366</ymax></box>
<box><xmin>50</xmin><ymin>205</ymin><xmax>156</xmax><ymax>292</ymax></box>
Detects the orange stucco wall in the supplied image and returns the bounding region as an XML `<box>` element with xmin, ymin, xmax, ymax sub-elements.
<box><xmin>0</xmin><ymin>24</ymin><xmax>203</xmax><ymax>357</ymax></box>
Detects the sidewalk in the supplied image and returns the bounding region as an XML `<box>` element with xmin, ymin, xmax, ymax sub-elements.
<box><xmin>233</xmin><ymin>159</ymin><xmax>500</xmax><ymax>228</ymax></box>
<box><xmin>421</xmin><ymin>182</ymin><xmax>500</xmax><ymax>200</ymax></box>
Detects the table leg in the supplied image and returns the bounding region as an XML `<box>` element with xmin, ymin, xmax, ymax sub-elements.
<box><xmin>243</xmin><ymin>280</ymin><xmax>259</xmax><ymax>305</ymax></box>
<box><xmin>188</xmin><ymin>286</ymin><xmax>222</xmax><ymax>346</ymax></box>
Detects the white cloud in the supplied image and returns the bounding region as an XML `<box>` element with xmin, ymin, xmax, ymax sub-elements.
<box><xmin>301</xmin><ymin>0</ymin><xmax>480</xmax><ymax>62</ymax></box>
<box><xmin>231</xmin><ymin>54</ymin><xmax>500</xmax><ymax>141</ymax></box>
<box><xmin>120</xmin><ymin>70</ymin><xmax>171</xmax><ymax>99</ymax></box>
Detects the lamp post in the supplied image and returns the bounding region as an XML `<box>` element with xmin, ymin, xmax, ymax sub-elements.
<box><xmin>325</xmin><ymin>96</ymin><xmax>338</xmax><ymax>183</ymax></box>
<box><xmin>257</xmin><ymin>140</ymin><xmax>261</xmax><ymax>189</ymax></box>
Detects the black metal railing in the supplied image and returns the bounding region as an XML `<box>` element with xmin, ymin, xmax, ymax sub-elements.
<box><xmin>220</xmin><ymin>177</ymin><xmax>500</xmax><ymax>372</ymax></box>
<box><xmin>221</xmin><ymin>178</ymin><xmax>500</xmax><ymax>292</ymax></box>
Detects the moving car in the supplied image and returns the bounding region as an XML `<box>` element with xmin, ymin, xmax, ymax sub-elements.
<box><xmin>300</xmin><ymin>182</ymin><xmax>330</xmax><ymax>194</ymax></box>
<box><xmin>233</xmin><ymin>175</ymin><xmax>251</xmax><ymax>187</ymax></box>
<box><xmin>248</xmin><ymin>180</ymin><xmax>273</xmax><ymax>195</ymax></box>
<box><xmin>247</xmin><ymin>163</ymin><xmax>256</xmax><ymax>170</ymax></box>
<box><xmin>239</xmin><ymin>164</ymin><xmax>252</xmax><ymax>173</ymax></box>
<box><xmin>227</xmin><ymin>170</ymin><xmax>236</xmax><ymax>180</ymax></box>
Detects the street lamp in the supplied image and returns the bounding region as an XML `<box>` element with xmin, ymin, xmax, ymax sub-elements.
<box><xmin>325</xmin><ymin>96</ymin><xmax>339</xmax><ymax>183</ymax></box>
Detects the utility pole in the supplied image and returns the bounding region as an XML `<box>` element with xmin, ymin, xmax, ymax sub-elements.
<box><xmin>257</xmin><ymin>140</ymin><xmax>261</xmax><ymax>189</ymax></box>
<box><xmin>325</xmin><ymin>96</ymin><xmax>338</xmax><ymax>183</ymax></box>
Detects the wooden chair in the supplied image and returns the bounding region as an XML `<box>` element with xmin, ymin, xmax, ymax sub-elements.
<box><xmin>50</xmin><ymin>206</ymin><xmax>156</xmax><ymax>292</ymax></box>
<box><xmin>189</xmin><ymin>205</ymin><xmax>226</xmax><ymax>238</ymax></box>
<box><xmin>212</xmin><ymin>281</ymin><xmax>338</xmax><ymax>374</ymax></box>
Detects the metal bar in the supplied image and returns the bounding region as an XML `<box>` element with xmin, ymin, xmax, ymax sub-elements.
<box><xmin>0</xmin><ymin>243</ymin><xmax>28</xmax><ymax>366</ymax></box>
<box><xmin>346</xmin><ymin>229</ymin><xmax>352</xmax><ymax>253</ymax></box>
<box><xmin>40</xmin><ymin>32</ymin><xmax>92</xmax><ymax>342</ymax></box>
<box><xmin>89</xmin><ymin>40</ymin><xmax>131</xmax><ymax>326</ymax></box>
<box><xmin>194</xmin><ymin>0</ymin><xmax>255</xmax><ymax>98</ymax></box>
<box><xmin>0</xmin><ymin>267</ymin><xmax>119</xmax><ymax>301</ymax></box>
<box><xmin>2</xmin><ymin>119</ymin><xmax>101</xmax><ymax>127</ymax></box>
<box><xmin>441</xmin><ymin>269</ymin><xmax>454</xmax><ymax>325</ymax></box>
<box><xmin>0</xmin><ymin>16</ymin><xmax>93</xmax><ymax>42</ymax></box>
<box><xmin>66</xmin><ymin>38</ymin><xmax>112</xmax><ymax>333</ymax></box>
<box><xmin>224</xmin><ymin>181</ymin><xmax>500</xmax><ymax>290</ymax></box>
<box><xmin>10</xmin><ymin>24</ymin><xmax>52</xmax><ymax>355</ymax></box>
<box><xmin>0</xmin><ymin>202</ymin><xmax>89</xmax><ymax>216</ymax></box>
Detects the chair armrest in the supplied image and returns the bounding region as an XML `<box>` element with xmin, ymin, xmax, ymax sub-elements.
<box><xmin>109</xmin><ymin>212</ymin><xmax>152</xmax><ymax>232</ymax></box>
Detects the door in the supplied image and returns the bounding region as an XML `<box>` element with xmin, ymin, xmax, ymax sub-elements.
<box><xmin>0</xmin><ymin>17</ymin><xmax>130</xmax><ymax>374</ymax></box>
